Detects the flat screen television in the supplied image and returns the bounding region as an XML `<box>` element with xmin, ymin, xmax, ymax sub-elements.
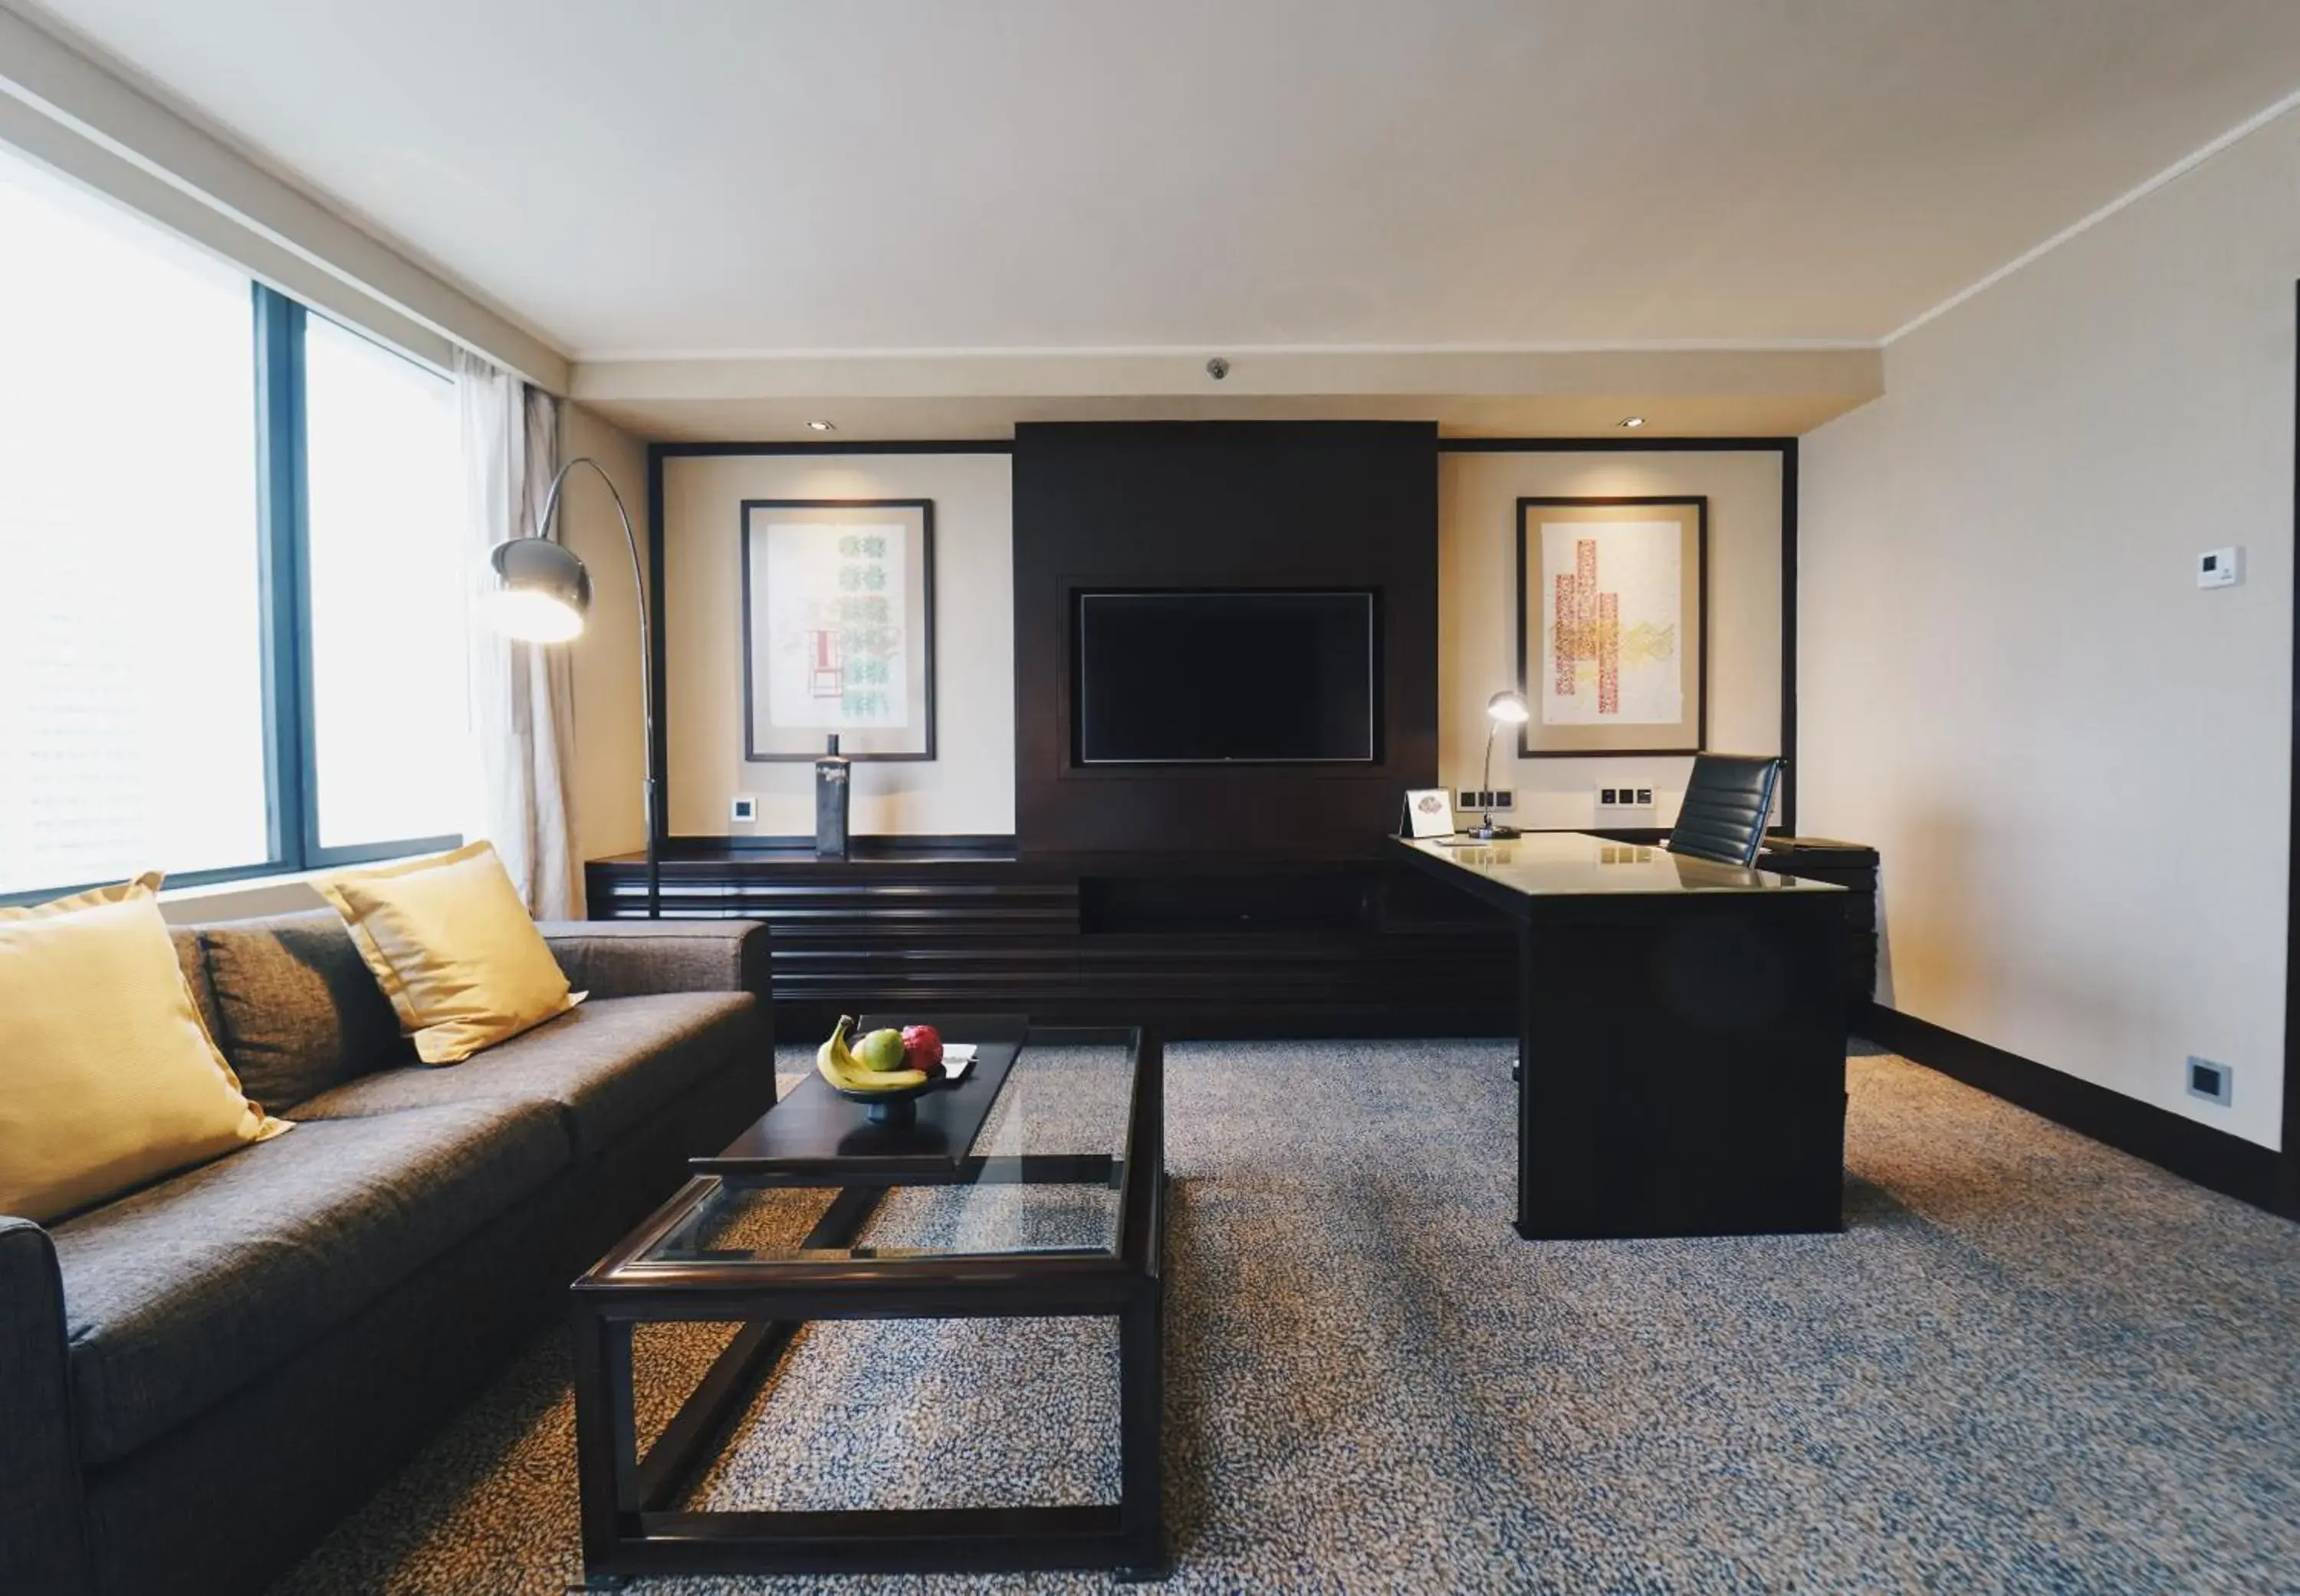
<box><xmin>1074</xmin><ymin>589</ymin><xmax>1378</xmax><ymax>764</ymax></box>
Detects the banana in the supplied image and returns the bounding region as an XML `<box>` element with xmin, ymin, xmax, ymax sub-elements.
<box><xmin>816</xmin><ymin>1016</ymin><xmax>928</xmax><ymax>1093</ymax></box>
<box><xmin>816</xmin><ymin>1014</ymin><xmax>862</xmax><ymax>1075</ymax></box>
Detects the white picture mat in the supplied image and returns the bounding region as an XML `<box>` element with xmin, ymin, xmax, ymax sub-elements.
<box><xmin>756</xmin><ymin>520</ymin><xmax>910</xmax><ymax>731</ymax></box>
<box><xmin>1537</xmin><ymin>518</ymin><xmax>1684</xmax><ymax>728</ymax></box>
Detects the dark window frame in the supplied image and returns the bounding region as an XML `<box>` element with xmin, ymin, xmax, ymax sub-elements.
<box><xmin>0</xmin><ymin>283</ymin><xmax>461</xmax><ymax>907</ymax></box>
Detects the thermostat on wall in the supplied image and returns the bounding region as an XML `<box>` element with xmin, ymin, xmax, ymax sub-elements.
<box><xmin>2197</xmin><ymin>547</ymin><xmax>2243</xmax><ymax>589</ymax></box>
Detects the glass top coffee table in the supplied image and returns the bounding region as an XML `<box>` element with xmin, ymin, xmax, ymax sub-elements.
<box><xmin>570</xmin><ymin>1019</ymin><xmax>1168</xmax><ymax>1585</ymax></box>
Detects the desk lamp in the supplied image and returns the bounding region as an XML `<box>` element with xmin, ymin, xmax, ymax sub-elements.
<box><xmin>1469</xmin><ymin>690</ymin><xmax>1529</xmax><ymax>840</ymax></box>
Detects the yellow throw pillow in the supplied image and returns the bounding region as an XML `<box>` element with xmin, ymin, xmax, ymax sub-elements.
<box><xmin>315</xmin><ymin>841</ymin><xmax>580</xmax><ymax>1065</ymax></box>
<box><xmin>0</xmin><ymin>875</ymin><xmax>289</xmax><ymax>1223</ymax></box>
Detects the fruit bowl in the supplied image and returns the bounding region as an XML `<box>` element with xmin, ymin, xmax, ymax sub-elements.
<box><xmin>815</xmin><ymin>1016</ymin><xmax>948</xmax><ymax>1125</ymax></box>
<box><xmin>830</xmin><ymin>1072</ymin><xmax>944</xmax><ymax>1124</ymax></box>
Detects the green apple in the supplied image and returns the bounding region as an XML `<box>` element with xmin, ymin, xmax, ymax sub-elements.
<box><xmin>853</xmin><ymin>1028</ymin><xmax>909</xmax><ymax>1072</ymax></box>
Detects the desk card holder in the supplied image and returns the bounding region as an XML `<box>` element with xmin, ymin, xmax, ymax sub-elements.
<box><xmin>1400</xmin><ymin>788</ymin><xmax>1456</xmax><ymax>839</ymax></box>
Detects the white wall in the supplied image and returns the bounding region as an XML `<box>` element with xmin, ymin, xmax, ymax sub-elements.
<box><xmin>1800</xmin><ymin>107</ymin><xmax>2299</xmax><ymax>1148</ymax></box>
<box><xmin>1441</xmin><ymin>450</ymin><xmax>1784</xmax><ymax>829</ymax></box>
<box><xmin>660</xmin><ymin>453</ymin><xmax>1017</xmax><ymax>836</ymax></box>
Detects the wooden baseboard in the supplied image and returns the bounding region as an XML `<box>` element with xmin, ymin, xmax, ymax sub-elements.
<box><xmin>1858</xmin><ymin>1002</ymin><xmax>2288</xmax><ymax>1217</ymax></box>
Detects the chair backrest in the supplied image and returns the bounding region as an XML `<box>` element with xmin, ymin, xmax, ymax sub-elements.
<box><xmin>1667</xmin><ymin>754</ymin><xmax>1783</xmax><ymax>866</ymax></box>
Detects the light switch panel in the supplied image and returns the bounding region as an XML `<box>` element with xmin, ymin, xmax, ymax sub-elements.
<box><xmin>2198</xmin><ymin>547</ymin><xmax>2243</xmax><ymax>589</ymax></box>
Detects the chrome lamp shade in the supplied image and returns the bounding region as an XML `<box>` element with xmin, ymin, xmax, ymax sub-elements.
<box><xmin>488</xmin><ymin>535</ymin><xmax>593</xmax><ymax>643</ymax></box>
<box><xmin>483</xmin><ymin>456</ymin><xmax>658</xmax><ymax>915</ymax></box>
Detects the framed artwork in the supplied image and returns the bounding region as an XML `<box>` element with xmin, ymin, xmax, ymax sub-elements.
<box><xmin>740</xmin><ymin>499</ymin><xmax>935</xmax><ymax>761</ymax></box>
<box><xmin>1514</xmin><ymin>497</ymin><xmax>1706</xmax><ymax>757</ymax></box>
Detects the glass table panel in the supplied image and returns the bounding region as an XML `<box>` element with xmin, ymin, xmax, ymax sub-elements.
<box><xmin>638</xmin><ymin>1038</ymin><xmax>1137</xmax><ymax>1266</ymax></box>
<box><xmin>1397</xmin><ymin>831</ymin><xmax>1845</xmax><ymax>896</ymax></box>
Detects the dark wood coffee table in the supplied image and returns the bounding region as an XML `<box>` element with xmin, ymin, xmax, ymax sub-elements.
<box><xmin>699</xmin><ymin>1013</ymin><xmax>1030</xmax><ymax>1182</ymax></box>
<box><xmin>570</xmin><ymin>1019</ymin><xmax>1168</xmax><ymax>1585</ymax></box>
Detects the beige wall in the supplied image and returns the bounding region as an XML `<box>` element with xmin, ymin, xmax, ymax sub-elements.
<box><xmin>1800</xmin><ymin>104</ymin><xmax>2298</xmax><ymax>1147</ymax></box>
<box><xmin>661</xmin><ymin>452</ymin><xmax>1016</xmax><ymax>836</ymax></box>
<box><xmin>656</xmin><ymin>446</ymin><xmax>1785</xmax><ymax>842</ymax></box>
<box><xmin>1440</xmin><ymin>451</ymin><xmax>1785</xmax><ymax>829</ymax></box>
<box><xmin>560</xmin><ymin>403</ymin><xmax>652</xmax><ymax>867</ymax></box>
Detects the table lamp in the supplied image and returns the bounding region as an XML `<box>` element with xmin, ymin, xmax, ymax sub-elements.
<box><xmin>1469</xmin><ymin>689</ymin><xmax>1529</xmax><ymax>840</ymax></box>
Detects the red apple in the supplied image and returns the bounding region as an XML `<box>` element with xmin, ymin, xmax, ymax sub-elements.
<box><xmin>901</xmin><ymin>1024</ymin><xmax>945</xmax><ymax>1074</ymax></box>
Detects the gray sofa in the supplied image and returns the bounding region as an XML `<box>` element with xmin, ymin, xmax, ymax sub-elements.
<box><xmin>1</xmin><ymin>911</ymin><xmax>776</xmax><ymax>1596</ymax></box>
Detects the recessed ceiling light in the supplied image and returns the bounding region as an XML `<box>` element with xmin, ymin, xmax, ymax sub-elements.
<box><xmin>1618</xmin><ymin>415</ymin><xmax>1646</xmax><ymax>429</ymax></box>
<box><xmin>807</xmin><ymin>419</ymin><xmax>836</xmax><ymax>432</ymax></box>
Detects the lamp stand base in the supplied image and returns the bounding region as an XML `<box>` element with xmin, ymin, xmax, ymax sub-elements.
<box><xmin>1466</xmin><ymin>820</ymin><xmax>1521</xmax><ymax>841</ymax></box>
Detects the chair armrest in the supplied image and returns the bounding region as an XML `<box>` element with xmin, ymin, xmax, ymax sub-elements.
<box><xmin>538</xmin><ymin>920</ymin><xmax>772</xmax><ymax>1003</ymax></box>
<box><xmin>0</xmin><ymin>1217</ymin><xmax>93</xmax><ymax>1596</ymax></box>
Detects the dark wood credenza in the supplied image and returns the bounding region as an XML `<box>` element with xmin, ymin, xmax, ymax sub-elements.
<box><xmin>586</xmin><ymin>839</ymin><xmax>1518</xmax><ymax>1039</ymax></box>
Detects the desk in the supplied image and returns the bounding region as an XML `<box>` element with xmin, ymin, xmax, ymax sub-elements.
<box><xmin>1392</xmin><ymin>833</ymin><xmax>1848</xmax><ymax>1239</ymax></box>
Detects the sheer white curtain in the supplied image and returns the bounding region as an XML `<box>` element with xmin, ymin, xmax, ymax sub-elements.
<box><xmin>456</xmin><ymin>349</ymin><xmax>580</xmax><ymax>916</ymax></box>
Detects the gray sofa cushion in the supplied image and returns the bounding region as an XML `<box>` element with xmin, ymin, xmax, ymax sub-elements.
<box><xmin>51</xmin><ymin>1099</ymin><xmax>567</xmax><ymax>1467</ymax></box>
<box><xmin>199</xmin><ymin>910</ymin><xmax>412</xmax><ymax>1111</ymax></box>
<box><xmin>170</xmin><ymin>926</ymin><xmax>224</xmax><ymax>1053</ymax></box>
<box><xmin>293</xmin><ymin>993</ymin><xmax>764</xmax><ymax>1158</ymax></box>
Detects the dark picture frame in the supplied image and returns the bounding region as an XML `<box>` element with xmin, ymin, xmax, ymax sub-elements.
<box><xmin>740</xmin><ymin>498</ymin><xmax>936</xmax><ymax>762</ymax></box>
<box><xmin>1515</xmin><ymin>495</ymin><xmax>1708</xmax><ymax>757</ymax></box>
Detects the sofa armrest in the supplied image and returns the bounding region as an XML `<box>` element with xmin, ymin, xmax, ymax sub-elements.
<box><xmin>0</xmin><ymin>1217</ymin><xmax>93</xmax><ymax>1596</ymax></box>
<box><xmin>539</xmin><ymin>920</ymin><xmax>772</xmax><ymax>1004</ymax></box>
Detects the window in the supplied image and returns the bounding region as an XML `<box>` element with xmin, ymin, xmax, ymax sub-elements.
<box><xmin>0</xmin><ymin>152</ymin><xmax>269</xmax><ymax>895</ymax></box>
<box><xmin>0</xmin><ymin>146</ymin><xmax>472</xmax><ymax>901</ymax></box>
<box><xmin>303</xmin><ymin>314</ymin><xmax>471</xmax><ymax>851</ymax></box>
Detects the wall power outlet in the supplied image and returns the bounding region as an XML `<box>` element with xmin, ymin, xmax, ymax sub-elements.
<box><xmin>1596</xmin><ymin>787</ymin><xmax>1655</xmax><ymax>811</ymax></box>
<box><xmin>1457</xmin><ymin>790</ymin><xmax>1515</xmax><ymax>812</ymax></box>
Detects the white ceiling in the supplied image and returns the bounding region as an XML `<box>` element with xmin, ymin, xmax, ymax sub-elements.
<box><xmin>15</xmin><ymin>0</ymin><xmax>2300</xmax><ymax>361</ymax></box>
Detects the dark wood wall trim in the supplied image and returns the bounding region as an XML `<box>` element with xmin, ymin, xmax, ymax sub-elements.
<box><xmin>1861</xmin><ymin>1001</ymin><xmax>2288</xmax><ymax>1216</ymax></box>
<box><xmin>645</xmin><ymin>444</ymin><xmax>670</xmax><ymax>849</ymax></box>
<box><xmin>1780</xmin><ymin>440</ymin><xmax>1799</xmax><ymax>835</ymax></box>
<box><xmin>2284</xmin><ymin>279</ymin><xmax>2300</xmax><ymax>1217</ymax></box>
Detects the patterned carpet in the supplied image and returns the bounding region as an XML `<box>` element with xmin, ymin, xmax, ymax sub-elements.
<box><xmin>270</xmin><ymin>1040</ymin><xmax>2300</xmax><ymax>1595</ymax></box>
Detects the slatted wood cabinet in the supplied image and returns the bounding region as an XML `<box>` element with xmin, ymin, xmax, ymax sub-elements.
<box><xmin>586</xmin><ymin>839</ymin><xmax>1517</xmax><ymax>1038</ymax></box>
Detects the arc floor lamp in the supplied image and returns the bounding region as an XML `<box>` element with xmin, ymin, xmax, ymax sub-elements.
<box><xmin>485</xmin><ymin>456</ymin><xmax>659</xmax><ymax>918</ymax></box>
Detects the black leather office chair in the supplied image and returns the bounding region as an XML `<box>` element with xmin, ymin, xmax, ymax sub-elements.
<box><xmin>1666</xmin><ymin>754</ymin><xmax>1783</xmax><ymax>865</ymax></box>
